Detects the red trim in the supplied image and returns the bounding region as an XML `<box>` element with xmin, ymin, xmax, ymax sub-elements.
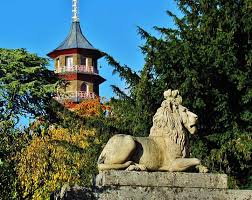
<box><xmin>58</xmin><ymin>73</ymin><xmax>106</xmax><ymax>84</ymax></box>
<box><xmin>59</xmin><ymin>74</ymin><xmax>77</xmax><ymax>80</ymax></box>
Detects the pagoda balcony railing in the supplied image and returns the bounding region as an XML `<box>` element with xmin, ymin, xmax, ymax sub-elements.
<box><xmin>55</xmin><ymin>65</ymin><xmax>99</xmax><ymax>74</ymax></box>
<box><xmin>55</xmin><ymin>91</ymin><xmax>96</xmax><ymax>101</ymax></box>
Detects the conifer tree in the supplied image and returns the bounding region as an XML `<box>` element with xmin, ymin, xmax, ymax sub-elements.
<box><xmin>0</xmin><ymin>48</ymin><xmax>59</xmax><ymax>198</ymax></box>
<box><xmin>106</xmin><ymin>0</ymin><xmax>252</xmax><ymax>187</ymax></box>
<box><xmin>0</xmin><ymin>48</ymin><xmax>59</xmax><ymax>123</ymax></box>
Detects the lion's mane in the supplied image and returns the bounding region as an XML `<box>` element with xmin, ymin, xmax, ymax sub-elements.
<box><xmin>149</xmin><ymin>100</ymin><xmax>189</xmax><ymax>157</ymax></box>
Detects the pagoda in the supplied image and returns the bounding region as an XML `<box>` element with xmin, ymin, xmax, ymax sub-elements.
<box><xmin>47</xmin><ymin>0</ymin><xmax>105</xmax><ymax>102</ymax></box>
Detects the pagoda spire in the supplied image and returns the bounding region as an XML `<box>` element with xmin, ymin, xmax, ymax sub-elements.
<box><xmin>72</xmin><ymin>0</ymin><xmax>79</xmax><ymax>22</ymax></box>
<box><xmin>47</xmin><ymin>0</ymin><xmax>105</xmax><ymax>103</ymax></box>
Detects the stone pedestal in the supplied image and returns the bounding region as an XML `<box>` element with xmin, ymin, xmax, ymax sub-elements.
<box><xmin>95</xmin><ymin>171</ymin><xmax>252</xmax><ymax>200</ymax></box>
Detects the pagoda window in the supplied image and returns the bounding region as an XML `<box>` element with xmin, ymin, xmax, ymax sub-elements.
<box><xmin>56</xmin><ymin>58</ymin><xmax>60</xmax><ymax>68</ymax></box>
<box><xmin>81</xmin><ymin>83</ymin><xmax>88</xmax><ymax>92</ymax></box>
<box><xmin>92</xmin><ymin>59</ymin><xmax>97</xmax><ymax>67</ymax></box>
<box><xmin>66</xmin><ymin>56</ymin><xmax>73</xmax><ymax>67</ymax></box>
<box><xmin>81</xmin><ymin>56</ymin><xmax>87</xmax><ymax>66</ymax></box>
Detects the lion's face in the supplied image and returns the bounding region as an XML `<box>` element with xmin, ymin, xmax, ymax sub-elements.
<box><xmin>179</xmin><ymin>105</ymin><xmax>198</xmax><ymax>134</ymax></box>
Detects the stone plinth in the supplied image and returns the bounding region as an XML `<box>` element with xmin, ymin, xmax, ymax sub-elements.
<box><xmin>51</xmin><ymin>171</ymin><xmax>252</xmax><ymax>200</ymax></box>
<box><xmin>97</xmin><ymin>186</ymin><xmax>252</xmax><ymax>200</ymax></box>
<box><xmin>95</xmin><ymin>171</ymin><xmax>252</xmax><ymax>200</ymax></box>
<box><xmin>96</xmin><ymin>170</ymin><xmax>228</xmax><ymax>189</ymax></box>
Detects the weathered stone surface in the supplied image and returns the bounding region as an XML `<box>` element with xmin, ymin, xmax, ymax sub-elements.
<box><xmin>51</xmin><ymin>172</ymin><xmax>252</xmax><ymax>200</ymax></box>
<box><xmin>94</xmin><ymin>171</ymin><xmax>252</xmax><ymax>200</ymax></box>
<box><xmin>97</xmin><ymin>186</ymin><xmax>252</xmax><ymax>200</ymax></box>
<box><xmin>96</xmin><ymin>171</ymin><xmax>228</xmax><ymax>189</ymax></box>
<box><xmin>51</xmin><ymin>184</ymin><xmax>95</xmax><ymax>200</ymax></box>
<box><xmin>51</xmin><ymin>186</ymin><xmax>252</xmax><ymax>200</ymax></box>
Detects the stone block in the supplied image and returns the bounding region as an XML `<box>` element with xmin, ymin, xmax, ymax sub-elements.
<box><xmin>97</xmin><ymin>186</ymin><xmax>252</xmax><ymax>200</ymax></box>
<box><xmin>51</xmin><ymin>172</ymin><xmax>252</xmax><ymax>200</ymax></box>
<box><xmin>96</xmin><ymin>170</ymin><xmax>228</xmax><ymax>189</ymax></box>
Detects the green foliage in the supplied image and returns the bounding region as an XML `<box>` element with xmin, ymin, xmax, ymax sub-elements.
<box><xmin>0</xmin><ymin>48</ymin><xmax>59</xmax><ymax>122</ymax></box>
<box><xmin>15</xmin><ymin>98</ymin><xmax>116</xmax><ymax>199</ymax></box>
<box><xmin>243</xmin><ymin>176</ymin><xmax>252</xmax><ymax>189</ymax></box>
<box><xmin>104</xmin><ymin>54</ymin><xmax>159</xmax><ymax>136</ymax></box>
<box><xmin>0</xmin><ymin>48</ymin><xmax>59</xmax><ymax>199</ymax></box>
<box><xmin>17</xmin><ymin>127</ymin><xmax>101</xmax><ymax>200</ymax></box>
<box><xmin>0</xmin><ymin>120</ymin><xmax>30</xmax><ymax>199</ymax></box>
<box><xmin>106</xmin><ymin>0</ymin><xmax>252</xmax><ymax>187</ymax></box>
<box><xmin>0</xmin><ymin>121</ymin><xmax>18</xmax><ymax>199</ymax></box>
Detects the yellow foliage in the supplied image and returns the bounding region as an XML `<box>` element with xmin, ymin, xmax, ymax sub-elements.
<box><xmin>16</xmin><ymin>127</ymin><xmax>97</xmax><ymax>200</ymax></box>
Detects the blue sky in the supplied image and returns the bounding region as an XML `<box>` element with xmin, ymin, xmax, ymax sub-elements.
<box><xmin>0</xmin><ymin>0</ymin><xmax>179</xmax><ymax>98</ymax></box>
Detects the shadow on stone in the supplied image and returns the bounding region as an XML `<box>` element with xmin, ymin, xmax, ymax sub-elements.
<box><xmin>51</xmin><ymin>184</ymin><xmax>96</xmax><ymax>200</ymax></box>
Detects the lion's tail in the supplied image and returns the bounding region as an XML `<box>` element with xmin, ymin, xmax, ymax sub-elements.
<box><xmin>98</xmin><ymin>161</ymin><xmax>133</xmax><ymax>171</ymax></box>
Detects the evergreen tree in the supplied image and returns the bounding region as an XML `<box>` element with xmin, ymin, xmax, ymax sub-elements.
<box><xmin>0</xmin><ymin>48</ymin><xmax>59</xmax><ymax>123</ymax></box>
<box><xmin>0</xmin><ymin>48</ymin><xmax>59</xmax><ymax>199</ymax></box>
<box><xmin>106</xmin><ymin>0</ymin><xmax>252</xmax><ymax>187</ymax></box>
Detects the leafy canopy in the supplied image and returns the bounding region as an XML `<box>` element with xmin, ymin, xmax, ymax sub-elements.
<box><xmin>0</xmin><ymin>48</ymin><xmax>59</xmax><ymax>199</ymax></box>
<box><xmin>0</xmin><ymin>48</ymin><xmax>59</xmax><ymax>122</ymax></box>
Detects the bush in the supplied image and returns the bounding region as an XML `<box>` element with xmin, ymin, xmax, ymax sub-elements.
<box><xmin>17</xmin><ymin>127</ymin><xmax>100</xmax><ymax>200</ymax></box>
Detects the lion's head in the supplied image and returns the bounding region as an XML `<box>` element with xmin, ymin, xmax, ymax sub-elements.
<box><xmin>149</xmin><ymin>89</ymin><xmax>198</xmax><ymax>146</ymax></box>
<box><xmin>178</xmin><ymin>105</ymin><xmax>198</xmax><ymax>134</ymax></box>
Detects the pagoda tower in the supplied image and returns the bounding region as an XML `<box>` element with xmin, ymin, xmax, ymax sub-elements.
<box><xmin>47</xmin><ymin>0</ymin><xmax>105</xmax><ymax>102</ymax></box>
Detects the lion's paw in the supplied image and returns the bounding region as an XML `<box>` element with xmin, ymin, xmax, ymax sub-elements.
<box><xmin>126</xmin><ymin>164</ymin><xmax>147</xmax><ymax>171</ymax></box>
<box><xmin>196</xmin><ymin>165</ymin><xmax>209</xmax><ymax>173</ymax></box>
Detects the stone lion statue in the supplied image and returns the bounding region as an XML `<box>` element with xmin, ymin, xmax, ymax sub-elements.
<box><xmin>97</xmin><ymin>89</ymin><xmax>207</xmax><ymax>172</ymax></box>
